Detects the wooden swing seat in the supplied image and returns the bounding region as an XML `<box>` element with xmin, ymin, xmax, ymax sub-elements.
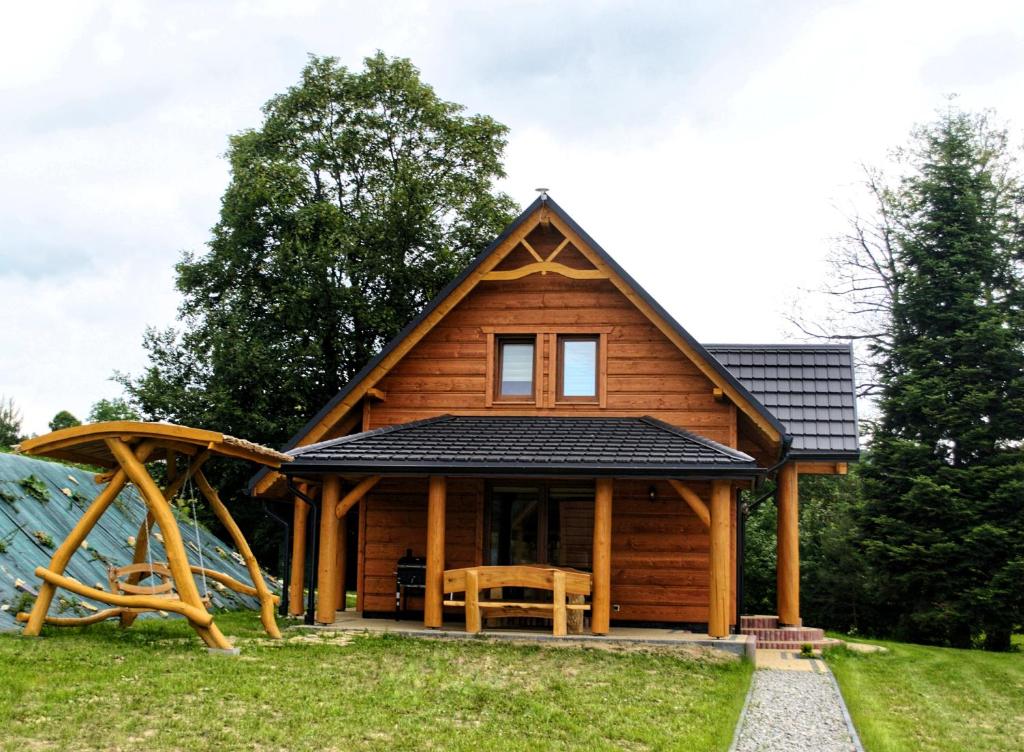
<box><xmin>108</xmin><ymin>561</ymin><xmax>213</xmax><ymax>608</ymax></box>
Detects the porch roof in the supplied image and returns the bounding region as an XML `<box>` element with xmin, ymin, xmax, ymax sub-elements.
<box><xmin>283</xmin><ymin>415</ymin><xmax>760</xmax><ymax>478</ymax></box>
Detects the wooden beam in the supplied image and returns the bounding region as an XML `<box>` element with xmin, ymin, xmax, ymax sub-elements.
<box><xmin>336</xmin><ymin>511</ymin><xmax>347</xmax><ymax>611</ymax></box>
<box><xmin>288</xmin><ymin>494</ymin><xmax>309</xmax><ymax>617</ymax></box>
<box><xmin>552</xmin><ymin>570</ymin><xmax>568</xmax><ymax>637</ymax></box>
<box><xmin>708</xmin><ymin>479</ymin><xmax>732</xmax><ymax>638</ymax></box>
<box><xmin>464</xmin><ymin>567</ymin><xmax>481</xmax><ymax>634</ymax></box>
<box><xmin>712</xmin><ymin>387</ymin><xmax>726</xmax><ymax>402</ymax></box>
<box><xmin>796</xmin><ymin>461</ymin><xmax>849</xmax><ymax>476</ymax></box>
<box><xmin>335</xmin><ymin>475</ymin><xmax>382</xmax><ymax>519</ymax></box>
<box><xmin>425</xmin><ymin>476</ymin><xmax>447</xmax><ymax>628</ymax></box>
<box><xmin>520</xmin><ymin>238</ymin><xmax>544</xmax><ymax>263</ymax></box>
<box><xmin>21</xmin><ymin>440</ymin><xmax>157</xmax><ymax>637</ymax></box>
<box><xmin>481</xmin><ymin>261</ymin><xmax>607</xmax><ymax>282</ymax></box>
<box><xmin>107</xmin><ymin>437</ymin><xmax>231</xmax><ymax>650</ymax></box>
<box><xmin>316</xmin><ymin>475</ymin><xmax>342</xmax><ymax>624</ymax></box>
<box><xmin>546</xmin><ymin>237</ymin><xmax>571</xmax><ymax>262</ymax></box>
<box><xmin>365</xmin><ymin>387</ymin><xmax>387</xmax><ymax>402</ymax></box>
<box><xmin>777</xmin><ymin>462</ymin><xmax>801</xmax><ymax>626</ymax></box>
<box><xmin>592</xmin><ymin>478</ymin><xmax>613</xmax><ymax>635</ymax></box>
<box><xmin>195</xmin><ymin>470</ymin><xmax>282</xmax><ymax>638</ymax></box>
<box><xmin>32</xmin><ymin>567</ymin><xmax>212</xmax><ymax>626</ymax></box>
<box><xmin>121</xmin><ymin>449</ymin><xmax>211</xmax><ymax>628</ymax></box>
<box><xmin>668</xmin><ymin>480</ymin><xmax>711</xmax><ymax>528</ymax></box>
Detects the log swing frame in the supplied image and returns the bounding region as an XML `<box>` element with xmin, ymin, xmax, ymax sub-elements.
<box><xmin>14</xmin><ymin>422</ymin><xmax>292</xmax><ymax>651</ymax></box>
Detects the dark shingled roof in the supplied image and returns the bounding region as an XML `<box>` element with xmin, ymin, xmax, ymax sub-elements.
<box><xmin>285</xmin><ymin>415</ymin><xmax>761</xmax><ymax>477</ymax></box>
<box><xmin>705</xmin><ymin>344</ymin><xmax>859</xmax><ymax>459</ymax></box>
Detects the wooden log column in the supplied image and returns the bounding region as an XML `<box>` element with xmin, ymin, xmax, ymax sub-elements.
<box><xmin>335</xmin><ymin>512</ymin><xmax>347</xmax><ymax>611</ymax></box>
<box><xmin>591</xmin><ymin>478</ymin><xmax>613</xmax><ymax>635</ymax></box>
<box><xmin>315</xmin><ymin>475</ymin><xmax>342</xmax><ymax>624</ymax></box>
<box><xmin>776</xmin><ymin>462</ymin><xmax>801</xmax><ymax>626</ymax></box>
<box><xmin>195</xmin><ymin>471</ymin><xmax>282</xmax><ymax>639</ymax></box>
<box><xmin>288</xmin><ymin>495</ymin><xmax>309</xmax><ymax>616</ymax></box>
<box><xmin>107</xmin><ymin>438</ymin><xmax>231</xmax><ymax>650</ymax></box>
<box><xmin>424</xmin><ymin>476</ymin><xmax>447</xmax><ymax>628</ymax></box>
<box><xmin>708</xmin><ymin>479</ymin><xmax>732</xmax><ymax>638</ymax></box>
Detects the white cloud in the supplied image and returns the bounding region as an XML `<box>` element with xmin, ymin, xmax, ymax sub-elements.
<box><xmin>2</xmin><ymin>0</ymin><xmax>1024</xmax><ymax>433</ymax></box>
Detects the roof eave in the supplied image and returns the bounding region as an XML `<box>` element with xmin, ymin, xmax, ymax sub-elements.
<box><xmin>283</xmin><ymin>461</ymin><xmax>763</xmax><ymax>478</ymax></box>
<box><xmin>787</xmin><ymin>449</ymin><xmax>861</xmax><ymax>461</ymax></box>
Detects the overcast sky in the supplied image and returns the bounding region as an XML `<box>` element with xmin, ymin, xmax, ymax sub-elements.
<box><xmin>3</xmin><ymin>0</ymin><xmax>1024</xmax><ymax>435</ymax></box>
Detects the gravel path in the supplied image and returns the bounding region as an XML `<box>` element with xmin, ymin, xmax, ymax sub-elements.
<box><xmin>733</xmin><ymin>668</ymin><xmax>858</xmax><ymax>752</ymax></box>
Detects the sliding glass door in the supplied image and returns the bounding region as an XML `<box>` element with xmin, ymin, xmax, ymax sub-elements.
<box><xmin>486</xmin><ymin>483</ymin><xmax>594</xmax><ymax>570</ymax></box>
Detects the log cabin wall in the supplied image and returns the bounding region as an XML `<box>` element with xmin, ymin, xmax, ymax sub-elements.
<box><xmin>368</xmin><ymin>273</ymin><xmax>737</xmax><ymax>446</ymax></box>
<box><xmin>359</xmin><ymin>477</ymin><xmax>482</xmax><ymax>614</ymax></box>
<box><xmin>358</xmin><ymin>476</ymin><xmax>735</xmax><ymax>626</ymax></box>
<box><xmin>353</xmin><ymin>224</ymin><xmax>741</xmax><ymax>625</ymax></box>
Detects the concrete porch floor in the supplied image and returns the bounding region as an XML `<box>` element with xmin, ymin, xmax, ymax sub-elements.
<box><xmin>298</xmin><ymin>611</ymin><xmax>756</xmax><ymax>659</ymax></box>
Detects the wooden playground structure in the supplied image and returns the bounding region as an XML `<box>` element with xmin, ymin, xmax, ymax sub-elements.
<box><xmin>15</xmin><ymin>422</ymin><xmax>291</xmax><ymax>651</ymax></box>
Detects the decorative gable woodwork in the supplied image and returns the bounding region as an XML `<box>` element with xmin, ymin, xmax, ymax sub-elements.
<box><xmin>253</xmin><ymin>197</ymin><xmax>782</xmax><ymax>496</ymax></box>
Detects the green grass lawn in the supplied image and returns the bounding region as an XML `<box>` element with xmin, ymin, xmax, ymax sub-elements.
<box><xmin>826</xmin><ymin>636</ymin><xmax>1024</xmax><ymax>752</ymax></box>
<box><xmin>0</xmin><ymin>611</ymin><xmax>752</xmax><ymax>751</ymax></box>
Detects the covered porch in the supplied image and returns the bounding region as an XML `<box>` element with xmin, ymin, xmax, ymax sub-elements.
<box><xmin>280</xmin><ymin>415</ymin><xmax>810</xmax><ymax>639</ymax></box>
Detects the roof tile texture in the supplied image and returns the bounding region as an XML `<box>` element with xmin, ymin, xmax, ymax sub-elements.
<box><xmin>705</xmin><ymin>344</ymin><xmax>858</xmax><ymax>456</ymax></box>
<box><xmin>289</xmin><ymin>415</ymin><xmax>757</xmax><ymax>474</ymax></box>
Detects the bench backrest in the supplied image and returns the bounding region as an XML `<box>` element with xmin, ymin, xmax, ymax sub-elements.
<box><xmin>444</xmin><ymin>565</ymin><xmax>591</xmax><ymax>596</ymax></box>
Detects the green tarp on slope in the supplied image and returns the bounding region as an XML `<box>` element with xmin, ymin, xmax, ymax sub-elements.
<box><xmin>0</xmin><ymin>452</ymin><xmax>280</xmax><ymax>631</ymax></box>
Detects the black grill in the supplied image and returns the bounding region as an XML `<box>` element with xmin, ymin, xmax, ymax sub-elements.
<box><xmin>394</xmin><ymin>549</ymin><xmax>426</xmax><ymax>619</ymax></box>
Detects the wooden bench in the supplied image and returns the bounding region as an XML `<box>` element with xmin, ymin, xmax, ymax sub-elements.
<box><xmin>442</xmin><ymin>565</ymin><xmax>592</xmax><ymax>637</ymax></box>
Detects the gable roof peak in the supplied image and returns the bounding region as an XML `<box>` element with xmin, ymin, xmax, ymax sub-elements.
<box><xmin>249</xmin><ymin>194</ymin><xmax>789</xmax><ymax>495</ymax></box>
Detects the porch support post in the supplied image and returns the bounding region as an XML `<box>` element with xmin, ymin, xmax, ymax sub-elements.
<box><xmin>592</xmin><ymin>477</ymin><xmax>613</xmax><ymax>635</ymax></box>
<box><xmin>776</xmin><ymin>462</ymin><xmax>801</xmax><ymax>626</ymax></box>
<box><xmin>335</xmin><ymin>511</ymin><xmax>347</xmax><ymax>611</ymax></box>
<box><xmin>288</xmin><ymin>494</ymin><xmax>309</xmax><ymax>617</ymax></box>
<box><xmin>708</xmin><ymin>479</ymin><xmax>732</xmax><ymax>638</ymax></box>
<box><xmin>315</xmin><ymin>475</ymin><xmax>342</xmax><ymax>624</ymax></box>
<box><xmin>425</xmin><ymin>476</ymin><xmax>447</xmax><ymax>628</ymax></box>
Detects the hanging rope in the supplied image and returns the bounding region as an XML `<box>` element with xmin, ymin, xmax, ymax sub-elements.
<box><xmin>141</xmin><ymin>496</ymin><xmax>156</xmax><ymax>588</ymax></box>
<box><xmin>184</xmin><ymin>455</ymin><xmax>210</xmax><ymax>602</ymax></box>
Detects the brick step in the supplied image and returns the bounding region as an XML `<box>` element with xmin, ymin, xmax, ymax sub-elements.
<box><xmin>741</xmin><ymin>626</ymin><xmax>825</xmax><ymax>642</ymax></box>
<box><xmin>756</xmin><ymin>637</ymin><xmax>842</xmax><ymax>651</ymax></box>
<box><xmin>740</xmin><ymin>615</ymin><xmax>780</xmax><ymax>630</ymax></box>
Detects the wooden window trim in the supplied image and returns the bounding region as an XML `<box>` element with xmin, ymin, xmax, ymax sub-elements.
<box><xmin>551</xmin><ymin>332</ymin><xmax>608</xmax><ymax>407</ymax></box>
<box><xmin>556</xmin><ymin>335</ymin><xmax>600</xmax><ymax>403</ymax></box>
<box><xmin>487</xmin><ymin>333</ymin><xmax>541</xmax><ymax>405</ymax></box>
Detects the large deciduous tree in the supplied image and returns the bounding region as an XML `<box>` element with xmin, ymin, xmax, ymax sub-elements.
<box><xmin>822</xmin><ymin>108</ymin><xmax>1024</xmax><ymax>650</ymax></box>
<box><xmin>120</xmin><ymin>53</ymin><xmax>517</xmax><ymax>562</ymax></box>
<box><xmin>124</xmin><ymin>53</ymin><xmax>516</xmax><ymax>443</ymax></box>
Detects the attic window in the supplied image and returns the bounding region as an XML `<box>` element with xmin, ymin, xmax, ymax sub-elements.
<box><xmin>557</xmin><ymin>335</ymin><xmax>599</xmax><ymax>401</ymax></box>
<box><xmin>496</xmin><ymin>337</ymin><xmax>536</xmax><ymax>401</ymax></box>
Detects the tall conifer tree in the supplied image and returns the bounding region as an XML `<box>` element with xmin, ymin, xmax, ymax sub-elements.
<box><xmin>861</xmin><ymin>109</ymin><xmax>1024</xmax><ymax>650</ymax></box>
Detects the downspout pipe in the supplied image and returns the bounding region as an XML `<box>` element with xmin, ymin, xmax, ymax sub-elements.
<box><xmin>288</xmin><ymin>479</ymin><xmax>320</xmax><ymax>626</ymax></box>
<box><xmin>261</xmin><ymin>498</ymin><xmax>292</xmax><ymax>617</ymax></box>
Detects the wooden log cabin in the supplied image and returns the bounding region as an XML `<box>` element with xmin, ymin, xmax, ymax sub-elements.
<box><xmin>250</xmin><ymin>195</ymin><xmax>858</xmax><ymax>639</ymax></box>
